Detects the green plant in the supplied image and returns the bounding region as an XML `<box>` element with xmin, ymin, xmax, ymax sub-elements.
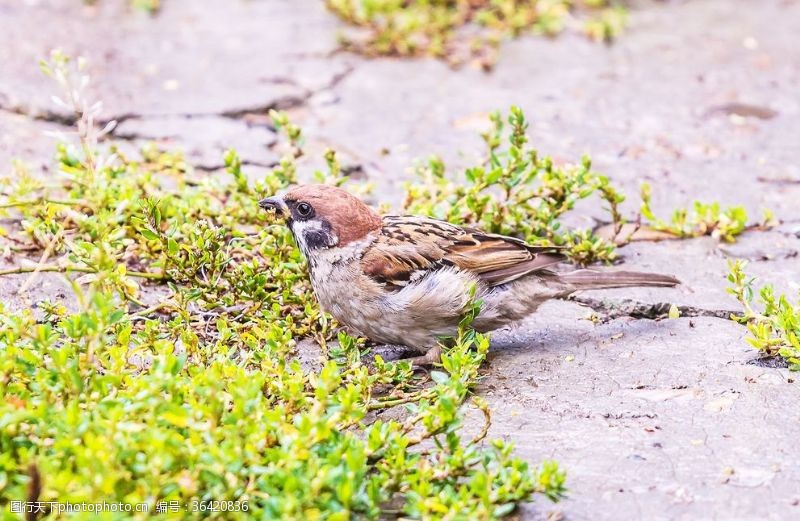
<box><xmin>0</xmin><ymin>52</ymin><xmax>566</xmax><ymax>518</ymax></box>
<box><xmin>83</xmin><ymin>0</ymin><xmax>161</xmax><ymax>13</ymax></box>
<box><xmin>325</xmin><ymin>0</ymin><xmax>627</xmax><ymax>68</ymax></box>
<box><xmin>131</xmin><ymin>0</ymin><xmax>160</xmax><ymax>12</ymax></box>
<box><xmin>0</xmin><ymin>291</ymin><xmax>565</xmax><ymax>517</ymax></box>
<box><xmin>639</xmin><ymin>183</ymin><xmax>755</xmax><ymax>242</ymax></box>
<box><xmin>727</xmin><ymin>260</ymin><xmax>800</xmax><ymax>371</ymax></box>
<box><xmin>584</xmin><ymin>4</ymin><xmax>627</xmax><ymax>42</ymax></box>
<box><xmin>402</xmin><ymin>106</ymin><xmax>624</xmax><ymax>264</ymax></box>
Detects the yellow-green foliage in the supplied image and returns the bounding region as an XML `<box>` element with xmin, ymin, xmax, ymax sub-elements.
<box><xmin>0</xmin><ymin>145</ymin><xmax>566</xmax><ymax>518</ymax></box>
<box><xmin>640</xmin><ymin>183</ymin><xmax>750</xmax><ymax>242</ymax></box>
<box><xmin>404</xmin><ymin>107</ymin><xmax>624</xmax><ymax>265</ymax></box>
<box><xmin>0</xmin><ymin>54</ymin><xmax>567</xmax><ymax>519</ymax></box>
<box><xmin>326</xmin><ymin>0</ymin><xmax>626</xmax><ymax>67</ymax></box>
<box><xmin>728</xmin><ymin>260</ymin><xmax>800</xmax><ymax>371</ymax></box>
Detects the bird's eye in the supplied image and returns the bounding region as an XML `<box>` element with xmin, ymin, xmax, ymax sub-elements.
<box><xmin>296</xmin><ymin>202</ymin><xmax>313</xmax><ymax>218</ymax></box>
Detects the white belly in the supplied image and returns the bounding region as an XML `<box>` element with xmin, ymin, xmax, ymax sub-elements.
<box><xmin>309</xmin><ymin>255</ymin><xmax>477</xmax><ymax>351</ymax></box>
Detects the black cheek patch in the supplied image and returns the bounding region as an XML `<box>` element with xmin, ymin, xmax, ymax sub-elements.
<box><xmin>302</xmin><ymin>219</ymin><xmax>336</xmax><ymax>250</ymax></box>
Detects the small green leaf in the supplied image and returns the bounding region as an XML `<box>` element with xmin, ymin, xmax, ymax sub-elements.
<box><xmin>140</xmin><ymin>228</ymin><xmax>159</xmax><ymax>240</ymax></box>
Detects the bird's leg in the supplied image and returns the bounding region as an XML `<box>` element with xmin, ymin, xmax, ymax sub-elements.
<box><xmin>405</xmin><ymin>345</ymin><xmax>443</xmax><ymax>368</ymax></box>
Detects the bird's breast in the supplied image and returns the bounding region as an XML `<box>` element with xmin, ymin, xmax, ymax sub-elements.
<box><xmin>305</xmin><ymin>238</ymin><xmax>386</xmax><ymax>333</ymax></box>
<box><xmin>311</xmin><ymin>262</ymin><xmax>387</xmax><ymax>336</ymax></box>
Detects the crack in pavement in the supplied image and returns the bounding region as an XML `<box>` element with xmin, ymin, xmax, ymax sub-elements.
<box><xmin>0</xmin><ymin>93</ymin><xmax>141</xmax><ymax>127</ymax></box>
<box><xmin>0</xmin><ymin>103</ymin><xmax>80</xmax><ymax>127</ymax></box>
<box><xmin>719</xmin><ymin>248</ymin><xmax>799</xmax><ymax>262</ymax></box>
<box><xmin>567</xmin><ymin>296</ymin><xmax>741</xmax><ymax>322</ymax></box>
<box><xmin>1</xmin><ymin>63</ymin><xmax>357</xmax><ymax>176</ymax></box>
<box><xmin>192</xmin><ymin>159</ymin><xmax>279</xmax><ymax>172</ymax></box>
<box><xmin>223</xmin><ymin>63</ymin><xmax>356</xmax><ymax>122</ymax></box>
<box><xmin>218</xmin><ymin>93</ymin><xmax>312</xmax><ymax>120</ymax></box>
<box><xmin>0</xmin><ymin>62</ymin><xmax>356</xmax><ymax>131</ymax></box>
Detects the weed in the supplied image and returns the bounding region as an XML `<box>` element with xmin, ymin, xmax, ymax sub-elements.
<box><xmin>325</xmin><ymin>0</ymin><xmax>627</xmax><ymax>68</ymax></box>
<box><xmin>83</xmin><ymin>0</ymin><xmax>161</xmax><ymax>14</ymax></box>
<box><xmin>0</xmin><ymin>52</ymin><xmax>566</xmax><ymax>518</ymax></box>
<box><xmin>727</xmin><ymin>260</ymin><xmax>800</xmax><ymax>371</ymax></box>
<box><xmin>131</xmin><ymin>0</ymin><xmax>160</xmax><ymax>12</ymax></box>
<box><xmin>403</xmin><ymin>106</ymin><xmax>624</xmax><ymax>264</ymax></box>
<box><xmin>639</xmin><ymin>183</ymin><xmax>764</xmax><ymax>242</ymax></box>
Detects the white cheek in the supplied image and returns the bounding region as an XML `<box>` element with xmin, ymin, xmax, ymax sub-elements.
<box><xmin>290</xmin><ymin>221</ymin><xmax>311</xmax><ymax>252</ymax></box>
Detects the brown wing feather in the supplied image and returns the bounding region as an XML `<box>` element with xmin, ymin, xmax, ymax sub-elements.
<box><xmin>361</xmin><ymin>216</ymin><xmax>565</xmax><ymax>289</ymax></box>
<box><xmin>477</xmin><ymin>254</ymin><xmax>564</xmax><ymax>285</ymax></box>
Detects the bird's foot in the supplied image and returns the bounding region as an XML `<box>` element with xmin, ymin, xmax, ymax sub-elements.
<box><xmin>404</xmin><ymin>345</ymin><xmax>443</xmax><ymax>368</ymax></box>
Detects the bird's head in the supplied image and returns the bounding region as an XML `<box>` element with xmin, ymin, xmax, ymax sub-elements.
<box><xmin>258</xmin><ymin>184</ymin><xmax>382</xmax><ymax>256</ymax></box>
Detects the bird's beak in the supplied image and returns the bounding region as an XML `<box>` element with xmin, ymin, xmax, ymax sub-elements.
<box><xmin>258</xmin><ymin>196</ymin><xmax>288</xmax><ymax>217</ymax></box>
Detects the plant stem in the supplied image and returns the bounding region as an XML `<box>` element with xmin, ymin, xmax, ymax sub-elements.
<box><xmin>469</xmin><ymin>400</ymin><xmax>491</xmax><ymax>445</ymax></box>
<box><xmin>0</xmin><ymin>199</ymin><xmax>83</xmax><ymax>209</ymax></box>
<box><xmin>367</xmin><ymin>390</ymin><xmax>435</xmax><ymax>411</ymax></box>
<box><xmin>0</xmin><ymin>264</ymin><xmax>166</xmax><ymax>280</ymax></box>
<box><xmin>18</xmin><ymin>228</ymin><xmax>64</xmax><ymax>294</ymax></box>
<box><xmin>132</xmin><ymin>301</ymin><xmax>177</xmax><ymax>318</ymax></box>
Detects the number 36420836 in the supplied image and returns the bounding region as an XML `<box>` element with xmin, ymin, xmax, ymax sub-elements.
<box><xmin>190</xmin><ymin>500</ymin><xmax>249</xmax><ymax>512</ymax></box>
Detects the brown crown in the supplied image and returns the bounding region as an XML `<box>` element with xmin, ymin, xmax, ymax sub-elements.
<box><xmin>284</xmin><ymin>184</ymin><xmax>382</xmax><ymax>246</ymax></box>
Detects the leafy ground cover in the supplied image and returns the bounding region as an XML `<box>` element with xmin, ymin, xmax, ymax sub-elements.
<box><xmin>402</xmin><ymin>107</ymin><xmax>760</xmax><ymax>264</ymax></box>
<box><xmin>728</xmin><ymin>261</ymin><xmax>800</xmax><ymax>371</ymax></box>
<box><xmin>0</xmin><ymin>52</ymin><xmax>569</xmax><ymax>519</ymax></box>
<box><xmin>403</xmin><ymin>106</ymin><xmax>624</xmax><ymax>264</ymax></box>
<box><xmin>0</xmin><ymin>49</ymin><xmax>771</xmax><ymax>519</ymax></box>
<box><xmin>639</xmin><ymin>183</ymin><xmax>774</xmax><ymax>243</ymax></box>
<box><xmin>325</xmin><ymin>0</ymin><xmax>627</xmax><ymax>68</ymax></box>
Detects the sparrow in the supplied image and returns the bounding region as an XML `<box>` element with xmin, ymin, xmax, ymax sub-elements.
<box><xmin>259</xmin><ymin>184</ymin><xmax>679</xmax><ymax>365</ymax></box>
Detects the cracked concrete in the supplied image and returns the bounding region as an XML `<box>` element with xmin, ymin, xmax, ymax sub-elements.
<box><xmin>0</xmin><ymin>0</ymin><xmax>354</xmax><ymax>172</ymax></box>
<box><xmin>1</xmin><ymin>0</ymin><xmax>799</xmax><ymax>519</ymax></box>
<box><xmin>566</xmin><ymin>295</ymin><xmax>739</xmax><ymax>322</ymax></box>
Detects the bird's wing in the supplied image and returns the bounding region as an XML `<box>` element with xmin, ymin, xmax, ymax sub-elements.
<box><xmin>360</xmin><ymin>215</ymin><xmax>564</xmax><ymax>289</ymax></box>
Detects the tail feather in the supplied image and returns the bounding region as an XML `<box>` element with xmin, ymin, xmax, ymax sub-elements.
<box><xmin>556</xmin><ymin>269</ymin><xmax>680</xmax><ymax>291</ymax></box>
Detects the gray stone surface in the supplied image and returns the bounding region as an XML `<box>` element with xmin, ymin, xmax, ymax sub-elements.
<box><xmin>490</xmin><ymin>304</ymin><xmax>799</xmax><ymax>520</ymax></box>
<box><xmin>1</xmin><ymin>0</ymin><xmax>799</xmax><ymax>519</ymax></box>
<box><xmin>113</xmin><ymin>115</ymin><xmax>279</xmax><ymax>170</ymax></box>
